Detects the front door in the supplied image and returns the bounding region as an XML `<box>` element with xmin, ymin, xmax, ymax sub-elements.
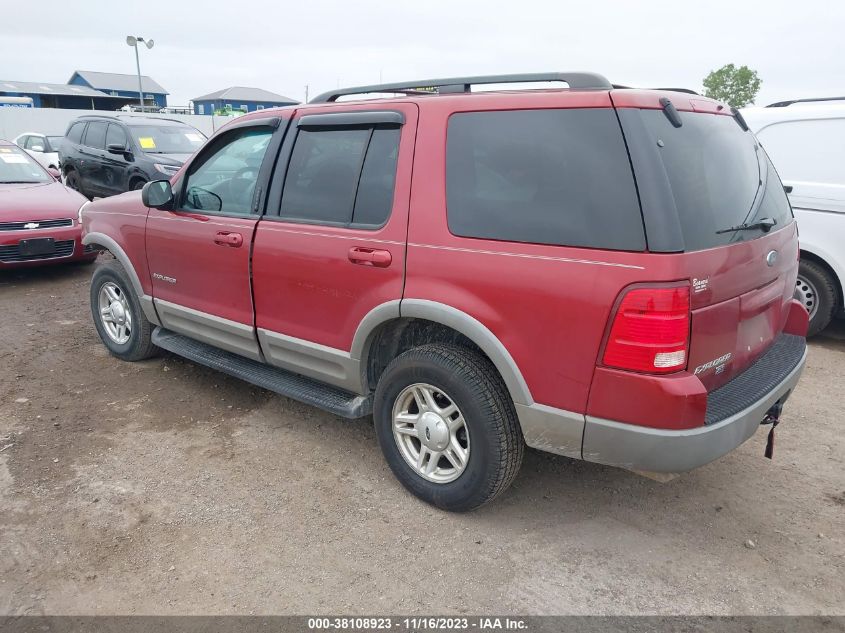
<box><xmin>145</xmin><ymin>120</ymin><xmax>280</xmax><ymax>360</ymax></box>
<box><xmin>251</xmin><ymin>103</ymin><xmax>418</xmax><ymax>392</ymax></box>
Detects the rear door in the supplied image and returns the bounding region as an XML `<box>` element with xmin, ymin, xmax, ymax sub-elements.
<box><xmin>78</xmin><ymin>121</ymin><xmax>108</xmax><ymax>196</ymax></box>
<box><xmin>145</xmin><ymin>117</ymin><xmax>284</xmax><ymax>360</ymax></box>
<box><xmin>616</xmin><ymin>96</ymin><xmax>798</xmax><ymax>390</ymax></box>
<box><xmin>251</xmin><ymin>103</ymin><xmax>417</xmax><ymax>391</ymax></box>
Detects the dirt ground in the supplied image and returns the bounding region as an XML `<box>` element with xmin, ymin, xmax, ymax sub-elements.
<box><xmin>0</xmin><ymin>259</ymin><xmax>843</xmax><ymax>616</ymax></box>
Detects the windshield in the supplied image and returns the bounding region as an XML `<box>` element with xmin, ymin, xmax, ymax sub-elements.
<box><xmin>0</xmin><ymin>146</ymin><xmax>51</xmax><ymax>183</ymax></box>
<box><xmin>129</xmin><ymin>125</ymin><xmax>206</xmax><ymax>155</ymax></box>
<box><xmin>47</xmin><ymin>136</ymin><xmax>64</xmax><ymax>151</ymax></box>
<box><xmin>641</xmin><ymin>110</ymin><xmax>792</xmax><ymax>251</ymax></box>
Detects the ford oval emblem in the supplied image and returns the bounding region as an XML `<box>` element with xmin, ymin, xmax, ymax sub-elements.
<box><xmin>766</xmin><ymin>250</ymin><xmax>778</xmax><ymax>267</ymax></box>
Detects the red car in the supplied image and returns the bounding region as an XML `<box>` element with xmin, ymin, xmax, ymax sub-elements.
<box><xmin>81</xmin><ymin>73</ymin><xmax>809</xmax><ymax>511</ymax></box>
<box><xmin>0</xmin><ymin>140</ymin><xmax>96</xmax><ymax>268</ymax></box>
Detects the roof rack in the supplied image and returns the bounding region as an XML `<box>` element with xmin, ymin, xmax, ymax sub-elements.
<box><xmin>309</xmin><ymin>72</ymin><xmax>612</xmax><ymax>103</ymax></box>
<box><xmin>766</xmin><ymin>96</ymin><xmax>845</xmax><ymax>107</ymax></box>
<box><xmin>612</xmin><ymin>84</ymin><xmax>700</xmax><ymax>95</ymax></box>
<box><xmin>76</xmin><ymin>113</ymin><xmax>189</xmax><ymax>126</ymax></box>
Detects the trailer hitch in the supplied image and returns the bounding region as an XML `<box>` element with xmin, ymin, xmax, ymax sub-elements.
<box><xmin>761</xmin><ymin>402</ymin><xmax>784</xmax><ymax>459</ymax></box>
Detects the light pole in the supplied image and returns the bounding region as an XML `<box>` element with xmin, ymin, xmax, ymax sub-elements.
<box><xmin>126</xmin><ymin>36</ymin><xmax>154</xmax><ymax>110</ymax></box>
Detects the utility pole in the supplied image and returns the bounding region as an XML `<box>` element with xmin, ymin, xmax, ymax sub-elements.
<box><xmin>305</xmin><ymin>84</ymin><xmax>309</xmax><ymax>103</ymax></box>
<box><xmin>126</xmin><ymin>36</ymin><xmax>154</xmax><ymax>111</ymax></box>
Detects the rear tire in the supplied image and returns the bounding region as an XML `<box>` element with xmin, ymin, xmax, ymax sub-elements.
<box><xmin>797</xmin><ymin>258</ymin><xmax>837</xmax><ymax>337</ymax></box>
<box><xmin>90</xmin><ymin>259</ymin><xmax>158</xmax><ymax>361</ymax></box>
<box><xmin>373</xmin><ymin>344</ymin><xmax>524</xmax><ymax>512</ymax></box>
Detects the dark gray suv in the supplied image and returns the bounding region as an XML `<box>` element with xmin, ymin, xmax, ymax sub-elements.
<box><xmin>59</xmin><ymin>115</ymin><xmax>206</xmax><ymax>198</ymax></box>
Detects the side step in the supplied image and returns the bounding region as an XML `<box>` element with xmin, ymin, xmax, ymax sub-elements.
<box><xmin>151</xmin><ymin>327</ymin><xmax>372</xmax><ymax>419</ymax></box>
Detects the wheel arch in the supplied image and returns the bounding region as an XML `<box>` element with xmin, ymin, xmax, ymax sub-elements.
<box><xmin>82</xmin><ymin>232</ymin><xmax>160</xmax><ymax>325</ymax></box>
<box><xmin>352</xmin><ymin>299</ymin><xmax>533</xmax><ymax>407</ymax></box>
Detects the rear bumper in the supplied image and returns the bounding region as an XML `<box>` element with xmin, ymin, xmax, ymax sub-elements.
<box><xmin>581</xmin><ymin>338</ymin><xmax>807</xmax><ymax>473</ymax></box>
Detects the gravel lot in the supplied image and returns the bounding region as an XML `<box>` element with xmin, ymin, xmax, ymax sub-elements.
<box><xmin>1</xmin><ymin>260</ymin><xmax>843</xmax><ymax>615</ymax></box>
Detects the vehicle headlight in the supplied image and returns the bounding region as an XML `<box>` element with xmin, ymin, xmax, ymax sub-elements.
<box><xmin>154</xmin><ymin>163</ymin><xmax>179</xmax><ymax>175</ymax></box>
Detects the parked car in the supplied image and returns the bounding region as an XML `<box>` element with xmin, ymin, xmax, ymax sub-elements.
<box><xmin>80</xmin><ymin>73</ymin><xmax>809</xmax><ymax>511</ymax></box>
<box><xmin>742</xmin><ymin>99</ymin><xmax>845</xmax><ymax>336</ymax></box>
<box><xmin>14</xmin><ymin>132</ymin><xmax>64</xmax><ymax>170</ymax></box>
<box><xmin>0</xmin><ymin>140</ymin><xmax>96</xmax><ymax>268</ymax></box>
<box><xmin>59</xmin><ymin>114</ymin><xmax>206</xmax><ymax>199</ymax></box>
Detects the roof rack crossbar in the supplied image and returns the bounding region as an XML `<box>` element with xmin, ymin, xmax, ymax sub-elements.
<box><xmin>309</xmin><ymin>72</ymin><xmax>612</xmax><ymax>103</ymax></box>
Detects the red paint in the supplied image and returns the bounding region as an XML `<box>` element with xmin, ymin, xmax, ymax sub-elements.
<box><xmin>0</xmin><ymin>140</ymin><xmax>95</xmax><ymax>268</ymax></box>
<box><xmin>80</xmin><ymin>87</ymin><xmax>802</xmax><ymax>431</ymax></box>
<box><xmin>252</xmin><ymin>102</ymin><xmax>418</xmax><ymax>350</ymax></box>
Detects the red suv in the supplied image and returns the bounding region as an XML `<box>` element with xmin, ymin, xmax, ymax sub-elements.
<box><xmin>81</xmin><ymin>73</ymin><xmax>809</xmax><ymax>511</ymax></box>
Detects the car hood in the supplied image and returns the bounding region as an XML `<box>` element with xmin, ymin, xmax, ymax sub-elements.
<box><xmin>0</xmin><ymin>181</ymin><xmax>88</xmax><ymax>222</ymax></box>
<box><xmin>148</xmin><ymin>153</ymin><xmax>192</xmax><ymax>166</ymax></box>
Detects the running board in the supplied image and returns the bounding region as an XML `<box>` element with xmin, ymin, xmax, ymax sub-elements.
<box><xmin>151</xmin><ymin>327</ymin><xmax>372</xmax><ymax>419</ymax></box>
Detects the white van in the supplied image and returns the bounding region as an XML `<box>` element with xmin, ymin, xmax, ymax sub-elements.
<box><xmin>743</xmin><ymin>99</ymin><xmax>845</xmax><ymax>335</ymax></box>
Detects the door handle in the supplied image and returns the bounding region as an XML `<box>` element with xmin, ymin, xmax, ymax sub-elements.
<box><xmin>214</xmin><ymin>231</ymin><xmax>243</xmax><ymax>247</ymax></box>
<box><xmin>348</xmin><ymin>247</ymin><xmax>392</xmax><ymax>267</ymax></box>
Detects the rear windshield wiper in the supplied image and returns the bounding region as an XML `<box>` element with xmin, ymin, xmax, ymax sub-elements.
<box><xmin>716</xmin><ymin>217</ymin><xmax>777</xmax><ymax>234</ymax></box>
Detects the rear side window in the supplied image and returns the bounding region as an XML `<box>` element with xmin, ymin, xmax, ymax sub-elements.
<box><xmin>83</xmin><ymin>121</ymin><xmax>107</xmax><ymax>149</ymax></box>
<box><xmin>446</xmin><ymin>109</ymin><xmax>645</xmax><ymax>251</ymax></box>
<box><xmin>640</xmin><ymin>110</ymin><xmax>792</xmax><ymax>251</ymax></box>
<box><xmin>66</xmin><ymin>122</ymin><xmax>85</xmax><ymax>144</ymax></box>
<box><xmin>280</xmin><ymin>126</ymin><xmax>400</xmax><ymax>227</ymax></box>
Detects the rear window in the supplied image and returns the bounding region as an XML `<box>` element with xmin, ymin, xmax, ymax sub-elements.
<box><xmin>446</xmin><ymin>108</ymin><xmax>645</xmax><ymax>251</ymax></box>
<box><xmin>641</xmin><ymin>110</ymin><xmax>793</xmax><ymax>251</ymax></box>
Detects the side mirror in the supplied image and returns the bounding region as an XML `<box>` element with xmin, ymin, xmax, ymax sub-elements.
<box><xmin>31</xmin><ymin>144</ymin><xmax>45</xmax><ymax>152</ymax></box>
<box><xmin>141</xmin><ymin>180</ymin><xmax>174</xmax><ymax>209</ymax></box>
<box><xmin>47</xmin><ymin>167</ymin><xmax>61</xmax><ymax>181</ymax></box>
<box><xmin>107</xmin><ymin>143</ymin><xmax>128</xmax><ymax>155</ymax></box>
<box><xmin>783</xmin><ymin>185</ymin><xmax>794</xmax><ymax>194</ymax></box>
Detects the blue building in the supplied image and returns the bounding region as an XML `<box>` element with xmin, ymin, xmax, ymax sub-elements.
<box><xmin>68</xmin><ymin>70</ymin><xmax>169</xmax><ymax>109</ymax></box>
<box><xmin>192</xmin><ymin>87</ymin><xmax>298</xmax><ymax>115</ymax></box>
<box><xmin>0</xmin><ymin>79</ymin><xmax>129</xmax><ymax>110</ymax></box>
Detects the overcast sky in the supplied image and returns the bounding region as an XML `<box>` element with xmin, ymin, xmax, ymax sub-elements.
<box><xmin>3</xmin><ymin>0</ymin><xmax>844</xmax><ymax>107</ymax></box>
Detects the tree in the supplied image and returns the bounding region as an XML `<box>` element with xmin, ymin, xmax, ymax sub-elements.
<box><xmin>702</xmin><ymin>64</ymin><xmax>762</xmax><ymax>108</ymax></box>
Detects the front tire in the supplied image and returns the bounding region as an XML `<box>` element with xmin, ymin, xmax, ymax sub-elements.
<box><xmin>373</xmin><ymin>344</ymin><xmax>524</xmax><ymax>511</ymax></box>
<box><xmin>797</xmin><ymin>259</ymin><xmax>837</xmax><ymax>336</ymax></box>
<box><xmin>90</xmin><ymin>260</ymin><xmax>158</xmax><ymax>361</ymax></box>
<box><xmin>65</xmin><ymin>170</ymin><xmax>84</xmax><ymax>197</ymax></box>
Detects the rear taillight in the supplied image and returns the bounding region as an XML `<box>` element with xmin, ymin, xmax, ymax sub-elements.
<box><xmin>603</xmin><ymin>285</ymin><xmax>690</xmax><ymax>374</ymax></box>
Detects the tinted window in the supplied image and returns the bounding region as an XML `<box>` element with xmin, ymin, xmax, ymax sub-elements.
<box><xmin>66</xmin><ymin>122</ymin><xmax>85</xmax><ymax>144</ymax></box>
<box><xmin>353</xmin><ymin>128</ymin><xmax>400</xmax><ymax>226</ymax></box>
<box><xmin>640</xmin><ymin>110</ymin><xmax>792</xmax><ymax>251</ymax></box>
<box><xmin>182</xmin><ymin>128</ymin><xmax>272</xmax><ymax>215</ymax></box>
<box><xmin>106</xmin><ymin>124</ymin><xmax>128</xmax><ymax>149</ymax></box>
<box><xmin>446</xmin><ymin>109</ymin><xmax>645</xmax><ymax>250</ymax></box>
<box><xmin>83</xmin><ymin>121</ymin><xmax>107</xmax><ymax>149</ymax></box>
<box><xmin>280</xmin><ymin>128</ymin><xmax>370</xmax><ymax>224</ymax></box>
